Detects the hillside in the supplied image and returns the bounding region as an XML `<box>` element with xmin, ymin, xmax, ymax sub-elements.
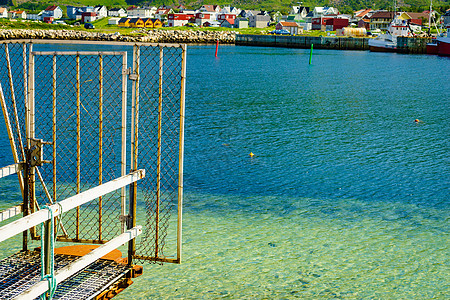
<box><xmin>2</xmin><ymin>0</ymin><xmax>449</xmax><ymax>15</ymax></box>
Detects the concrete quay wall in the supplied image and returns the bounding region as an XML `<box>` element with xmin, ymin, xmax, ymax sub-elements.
<box><xmin>236</xmin><ymin>34</ymin><xmax>432</xmax><ymax>54</ymax></box>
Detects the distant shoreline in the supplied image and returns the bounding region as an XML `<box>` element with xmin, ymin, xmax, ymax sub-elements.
<box><xmin>0</xmin><ymin>29</ymin><xmax>433</xmax><ymax>54</ymax></box>
<box><xmin>0</xmin><ymin>28</ymin><xmax>236</xmax><ymax>44</ymax></box>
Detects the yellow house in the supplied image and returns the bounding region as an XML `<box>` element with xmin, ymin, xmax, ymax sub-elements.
<box><xmin>151</xmin><ymin>18</ymin><xmax>162</xmax><ymax>28</ymax></box>
<box><xmin>129</xmin><ymin>17</ymin><xmax>144</xmax><ymax>28</ymax></box>
<box><xmin>142</xmin><ymin>18</ymin><xmax>163</xmax><ymax>28</ymax></box>
<box><xmin>142</xmin><ymin>18</ymin><xmax>153</xmax><ymax>27</ymax></box>
<box><xmin>118</xmin><ymin>17</ymin><xmax>130</xmax><ymax>27</ymax></box>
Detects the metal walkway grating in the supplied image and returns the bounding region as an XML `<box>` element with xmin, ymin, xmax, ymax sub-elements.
<box><xmin>0</xmin><ymin>251</ymin><xmax>130</xmax><ymax>299</ymax></box>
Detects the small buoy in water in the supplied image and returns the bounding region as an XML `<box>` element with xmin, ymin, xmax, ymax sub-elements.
<box><xmin>414</xmin><ymin>119</ymin><xmax>420</xmax><ymax>123</ymax></box>
<box><xmin>249</xmin><ymin>152</ymin><xmax>255</xmax><ymax>157</ymax></box>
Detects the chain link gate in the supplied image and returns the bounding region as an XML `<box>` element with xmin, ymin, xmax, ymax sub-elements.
<box><xmin>0</xmin><ymin>40</ymin><xmax>186</xmax><ymax>265</ymax></box>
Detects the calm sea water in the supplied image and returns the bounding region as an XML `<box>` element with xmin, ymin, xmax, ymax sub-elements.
<box><xmin>1</xmin><ymin>45</ymin><xmax>449</xmax><ymax>298</ymax></box>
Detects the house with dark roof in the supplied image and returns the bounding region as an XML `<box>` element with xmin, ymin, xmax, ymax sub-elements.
<box><xmin>249</xmin><ymin>14</ymin><xmax>270</xmax><ymax>28</ymax></box>
<box><xmin>108</xmin><ymin>8</ymin><xmax>127</xmax><ymax>17</ymax></box>
<box><xmin>43</xmin><ymin>5</ymin><xmax>63</xmax><ymax>19</ymax></box>
<box><xmin>399</xmin><ymin>11</ymin><xmax>430</xmax><ymax>26</ymax></box>
<box><xmin>369</xmin><ymin>11</ymin><xmax>395</xmax><ymax>30</ymax></box>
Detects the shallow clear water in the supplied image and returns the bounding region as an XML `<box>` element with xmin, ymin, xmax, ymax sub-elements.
<box><xmin>1</xmin><ymin>45</ymin><xmax>449</xmax><ymax>298</ymax></box>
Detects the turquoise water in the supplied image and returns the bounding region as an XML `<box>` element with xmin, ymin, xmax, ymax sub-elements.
<box><xmin>1</xmin><ymin>46</ymin><xmax>449</xmax><ymax>298</ymax></box>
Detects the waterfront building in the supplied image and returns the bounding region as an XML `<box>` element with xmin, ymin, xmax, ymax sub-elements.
<box><xmin>369</xmin><ymin>11</ymin><xmax>395</xmax><ymax>31</ymax></box>
<box><xmin>234</xmin><ymin>18</ymin><xmax>248</xmax><ymax>28</ymax></box>
<box><xmin>249</xmin><ymin>14</ymin><xmax>271</xmax><ymax>28</ymax></box>
<box><xmin>276</xmin><ymin>21</ymin><xmax>301</xmax><ymax>35</ymax></box>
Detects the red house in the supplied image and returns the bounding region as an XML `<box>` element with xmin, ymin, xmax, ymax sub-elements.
<box><xmin>325</xmin><ymin>18</ymin><xmax>349</xmax><ymax>31</ymax></box>
<box><xmin>195</xmin><ymin>12</ymin><xmax>211</xmax><ymax>26</ymax></box>
<box><xmin>43</xmin><ymin>16</ymin><xmax>54</xmax><ymax>24</ymax></box>
<box><xmin>312</xmin><ymin>16</ymin><xmax>335</xmax><ymax>30</ymax></box>
<box><xmin>168</xmin><ymin>13</ymin><xmax>194</xmax><ymax>27</ymax></box>
<box><xmin>217</xmin><ymin>13</ymin><xmax>236</xmax><ymax>22</ymax></box>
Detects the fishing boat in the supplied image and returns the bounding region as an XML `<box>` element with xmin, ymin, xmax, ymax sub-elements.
<box><xmin>436</xmin><ymin>26</ymin><xmax>450</xmax><ymax>56</ymax></box>
<box><xmin>369</xmin><ymin>13</ymin><xmax>415</xmax><ymax>52</ymax></box>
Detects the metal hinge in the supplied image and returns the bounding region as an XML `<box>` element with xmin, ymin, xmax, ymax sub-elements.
<box><xmin>29</xmin><ymin>138</ymin><xmax>52</xmax><ymax>167</ymax></box>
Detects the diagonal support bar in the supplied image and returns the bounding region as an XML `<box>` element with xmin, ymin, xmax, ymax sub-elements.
<box><xmin>0</xmin><ymin>169</ymin><xmax>145</xmax><ymax>243</ymax></box>
<box><xmin>13</xmin><ymin>226</ymin><xmax>143</xmax><ymax>300</ymax></box>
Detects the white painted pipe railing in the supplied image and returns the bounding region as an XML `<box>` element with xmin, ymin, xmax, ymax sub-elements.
<box><xmin>13</xmin><ymin>226</ymin><xmax>143</xmax><ymax>300</ymax></box>
<box><xmin>0</xmin><ymin>163</ymin><xmax>23</xmax><ymax>179</ymax></box>
<box><xmin>0</xmin><ymin>169</ymin><xmax>145</xmax><ymax>243</ymax></box>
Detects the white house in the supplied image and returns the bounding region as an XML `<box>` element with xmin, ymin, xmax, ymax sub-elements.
<box><xmin>43</xmin><ymin>5</ymin><xmax>63</xmax><ymax>19</ymax></box>
<box><xmin>0</xmin><ymin>7</ymin><xmax>8</xmax><ymax>18</ymax></box>
<box><xmin>14</xmin><ymin>10</ymin><xmax>27</xmax><ymax>19</ymax></box>
<box><xmin>108</xmin><ymin>17</ymin><xmax>120</xmax><ymax>25</ymax></box>
<box><xmin>312</xmin><ymin>7</ymin><xmax>339</xmax><ymax>18</ymax></box>
<box><xmin>289</xmin><ymin>6</ymin><xmax>310</xmax><ymax>21</ymax></box>
<box><xmin>27</xmin><ymin>13</ymin><xmax>41</xmax><ymax>21</ymax></box>
<box><xmin>127</xmin><ymin>7</ymin><xmax>151</xmax><ymax>18</ymax></box>
<box><xmin>199</xmin><ymin>5</ymin><xmax>220</xmax><ymax>21</ymax></box>
<box><xmin>94</xmin><ymin>6</ymin><xmax>108</xmax><ymax>19</ymax></box>
<box><xmin>108</xmin><ymin>8</ymin><xmax>127</xmax><ymax>17</ymax></box>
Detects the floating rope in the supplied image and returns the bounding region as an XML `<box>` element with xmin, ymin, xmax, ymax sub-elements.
<box><xmin>40</xmin><ymin>205</ymin><xmax>57</xmax><ymax>300</ymax></box>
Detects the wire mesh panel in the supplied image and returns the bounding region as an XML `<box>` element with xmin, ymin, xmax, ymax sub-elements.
<box><xmin>0</xmin><ymin>40</ymin><xmax>186</xmax><ymax>264</ymax></box>
<box><xmin>30</xmin><ymin>51</ymin><xmax>128</xmax><ymax>243</ymax></box>
<box><xmin>132</xmin><ymin>45</ymin><xmax>186</xmax><ymax>263</ymax></box>
<box><xmin>0</xmin><ymin>42</ymin><xmax>28</xmax><ymax>192</ymax></box>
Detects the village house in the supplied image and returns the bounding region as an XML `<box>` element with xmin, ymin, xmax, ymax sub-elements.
<box><xmin>129</xmin><ymin>17</ymin><xmax>145</xmax><ymax>27</ymax></box>
<box><xmin>82</xmin><ymin>12</ymin><xmax>97</xmax><ymax>23</ymax></box>
<box><xmin>217</xmin><ymin>13</ymin><xmax>237</xmax><ymax>23</ymax></box>
<box><xmin>94</xmin><ymin>6</ymin><xmax>108</xmax><ymax>19</ymax></box>
<box><xmin>14</xmin><ymin>10</ymin><xmax>27</xmax><ymax>19</ymax></box>
<box><xmin>288</xmin><ymin>6</ymin><xmax>310</xmax><ymax>21</ymax></box>
<box><xmin>8</xmin><ymin>10</ymin><xmax>29</xmax><ymax>19</ymax></box>
<box><xmin>118</xmin><ymin>17</ymin><xmax>130</xmax><ymax>27</ymax></box>
<box><xmin>0</xmin><ymin>7</ymin><xmax>7</xmax><ymax>18</ymax></box>
<box><xmin>249</xmin><ymin>13</ymin><xmax>271</xmax><ymax>28</ymax></box>
<box><xmin>108</xmin><ymin>8</ymin><xmax>127</xmax><ymax>17</ymax></box>
<box><xmin>220</xmin><ymin>18</ymin><xmax>235</xmax><ymax>28</ymax></box>
<box><xmin>199</xmin><ymin>5</ymin><xmax>220</xmax><ymax>21</ymax></box>
<box><xmin>276</xmin><ymin>21</ymin><xmax>301</xmax><ymax>34</ymax></box>
<box><xmin>398</xmin><ymin>11</ymin><xmax>430</xmax><ymax>26</ymax></box>
<box><xmin>42</xmin><ymin>5</ymin><xmax>63</xmax><ymax>19</ymax></box>
<box><xmin>127</xmin><ymin>7</ymin><xmax>152</xmax><ymax>18</ymax></box>
<box><xmin>167</xmin><ymin>13</ymin><xmax>194</xmax><ymax>27</ymax></box>
<box><xmin>195</xmin><ymin>12</ymin><xmax>212</xmax><ymax>26</ymax></box>
<box><xmin>325</xmin><ymin>18</ymin><xmax>349</xmax><ymax>31</ymax></box>
<box><xmin>67</xmin><ymin>6</ymin><xmax>94</xmax><ymax>20</ymax></box>
<box><xmin>353</xmin><ymin>9</ymin><xmax>373</xmax><ymax>22</ymax></box>
<box><xmin>234</xmin><ymin>18</ymin><xmax>248</xmax><ymax>28</ymax></box>
<box><xmin>220</xmin><ymin>6</ymin><xmax>240</xmax><ymax>15</ymax></box>
<box><xmin>7</xmin><ymin>10</ymin><xmax>16</xmax><ymax>18</ymax></box>
<box><xmin>155</xmin><ymin>8</ymin><xmax>174</xmax><ymax>20</ymax></box>
<box><xmin>369</xmin><ymin>11</ymin><xmax>395</xmax><ymax>30</ymax></box>
<box><xmin>312</xmin><ymin>7</ymin><xmax>339</xmax><ymax>18</ymax></box>
<box><xmin>108</xmin><ymin>17</ymin><xmax>120</xmax><ymax>25</ymax></box>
